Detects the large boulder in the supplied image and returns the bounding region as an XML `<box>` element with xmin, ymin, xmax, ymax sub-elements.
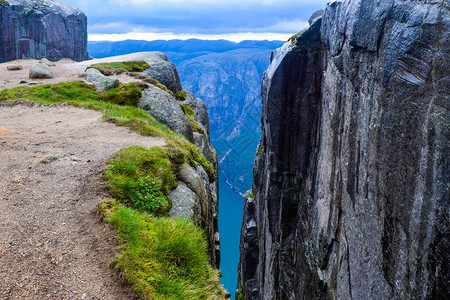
<box><xmin>29</xmin><ymin>62</ymin><xmax>53</xmax><ymax>79</ymax></box>
<box><xmin>138</xmin><ymin>84</ymin><xmax>194</xmax><ymax>142</ymax></box>
<box><xmin>85</xmin><ymin>68</ymin><xmax>119</xmax><ymax>91</ymax></box>
<box><xmin>0</xmin><ymin>0</ymin><xmax>89</xmax><ymax>63</ymax></box>
<box><xmin>135</xmin><ymin>52</ymin><xmax>182</xmax><ymax>94</ymax></box>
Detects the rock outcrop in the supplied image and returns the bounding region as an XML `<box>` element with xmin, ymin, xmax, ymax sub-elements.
<box><xmin>139</xmin><ymin>85</ymin><xmax>194</xmax><ymax>142</ymax></box>
<box><xmin>85</xmin><ymin>68</ymin><xmax>119</xmax><ymax>91</ymax></box>
<box><xmin>238</xmin><ymin>1</ymin><xmax>449</xmax><ymax>299</ymax></box>
<box><xmin>29</xmin><ymin>61</ymin><xmax>53</xmax><ymax>78</ymax></box>
<box><xmin>0</xmin><ymin>0</ymin><xmax>88</xmax><ymax>63</ymax></box>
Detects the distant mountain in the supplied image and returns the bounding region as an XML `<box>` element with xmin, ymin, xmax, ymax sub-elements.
<box><xmin>88</xmin><ymin>39</ymin><xmax>284</xmax><ymax>193</ymax></box>
<box><xmin>88</xmin><ymin>39</ymin><xmax>283</xmax><ymax>64</ymax></box>
<box><xmin>177</xmin><ymin>48</ymin><xmax>276</xmax><ymax>193</ymax></box>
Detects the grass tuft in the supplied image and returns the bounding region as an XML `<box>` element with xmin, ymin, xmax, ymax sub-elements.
<box><xmin>90</xmin><ymin>61</ymin><xmax>150</xmax><ymax>76</ymax></box>
<box><xmin>129</xmin><ymin>72</ymin><xmax>175</xmax><ymax>96</ymax></box>
<box><xmin>104</xmin><ymin>146</ymin><xmax>179</xmax><ymax>216</ymax></box>
<box><xmin>176</xmin><ymin>90</ymin><xmax>187</xmax><ymax>100</ymax></box>
<box><xmin>288</xmin><ymin>29</ymin><xmax>305</xmax><ymax>45</ymax></box>
<box><xmin>97</xmin><ymin>199</ymin><xmax>227</xmax><ymax>299</ymax></box>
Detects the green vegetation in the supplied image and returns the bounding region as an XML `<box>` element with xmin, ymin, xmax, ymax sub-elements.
<box><xmin>0</xmin><ymin>0</ymin><xmax>10</xmax><ymax>7</ymax></box>
<box><xmin>176</xmin><ymin>90</ymin><xmax>187</xmax><ymax>100</ymax></box>
<box><xmin>288</xmin><ymin>30</ymin><xmax>305</xmax><ymax>45</ymax></box>
<box><xmin>97</xmin><ymin>199</ymin><xmax>226</xmax><ymax>299</ymax></box>
<box><xmin>0</xmin><ymin>82</ymin><xmax>216</xmax><ymax>182</ymax></box>
<box><xmin>90</xmin><ymin>61</ymin><xmax>150</xmax><ymax>76</ymax></box>
<box><xmin>236</xmin><ymin>289</ymin><xmax>244</xmax><ymax>300</ymax></box>
<box><xmin>249</xmin><ymin>191</ymin><xmax>254</xmax><ymax>199</ymax></box>
<box><xmin>104</xmin><ymin>146</ymin><xmax>178</xmax><ymax>216</ymax></box>
<box><xmin>0</xmin><ymin>81</ymin><xmax>142</xmax><ymax>107</ymax></box>
<box><xmin>180</xmin><ymin>104</ymin><xmax>207</xmax><ymax>140</ymax></box>
<box><xmin>129</xmin><ymin>72</ymin><xmax>174</xmax><ymax>96</ymax></box>
<box><xmin>256</xmin><ymin>144</ymin><xmax>261</xmax><ymax>156</ymax></box>
<box><xmin>0</xmin><ymin>80</ymin><xmax>222</xmax><ymax>298</ymax></box>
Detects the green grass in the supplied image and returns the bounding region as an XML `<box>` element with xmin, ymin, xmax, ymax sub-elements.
<box><xmin>129</xmin><ymin>72</ymin><xmax>175</xmax><ymax>96</ymax></box>
<box><xmin>288</xmin><ymin>29</ymin><xmax>305</xmax><ymax>45</ymax></box>
<box><xmin>0</xmin><ymin>80</ymin><xmax>223</xmax><ymax>298</ymax></box>
<box><xmin>0</xmin><ymin>82</ymin><xmax>216</xmax><ymax>182</ymax></box>
<box><xmin>176</xmin><ymin>90</ymin><xmax>187</xmax><ymax>100</ymax></box>
<box><xmin>90</xmin><ymin>61</ymin><xmax>150</xmax><ymax>76</ymax></box>
<box><xmin>97</xmin><ymin>200</ymin><xmax>226</xmax><ymax>299</ymax></box>
<box><xmin>0</xmin><ymin>0</ymin><xmax>9</xmax><ymax>6</ymax></box>
<box><xmin>256</xmin><ymin>144</ymin><xmax>261</xmax><ymax>156</ymax></box>
<box><xmin>104</xmin><ymin>146</ymin><xmax>179</xmax><ymax>216</ymax></box>
<box><xmin>0</xmin><ymin>81</ymin><xmax>142</xmax><ymax>107</ymax></box>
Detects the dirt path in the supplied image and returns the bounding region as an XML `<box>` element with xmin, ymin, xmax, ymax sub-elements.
<box><xmin>0</xmin><ymin>101</ymin><xmax>165</xmax><ymax>299</ymax></box>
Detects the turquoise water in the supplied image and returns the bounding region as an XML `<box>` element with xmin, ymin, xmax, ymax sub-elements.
<box><xmin>218</xmin><ymin>177</ymin><xmax>243</xmax><ymax>299</ymax></box>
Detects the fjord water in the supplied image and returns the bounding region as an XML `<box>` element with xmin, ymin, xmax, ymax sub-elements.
<box><xmin>218</xmin><ymin>177</ymin><xmax>243</xmax><ymax>298</ymax></box>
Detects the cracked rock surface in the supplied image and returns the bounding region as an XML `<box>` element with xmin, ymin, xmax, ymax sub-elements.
<box><xmin>237</xmin><ymin>1</ymin><xmax>449</xmax><ymax>299</ymax></box>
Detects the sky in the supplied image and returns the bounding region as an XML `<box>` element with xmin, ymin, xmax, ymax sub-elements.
<box><xmin>60</xmin><ymin>0</ymin><xmax>330</xmax><ymax>42</ymax></box>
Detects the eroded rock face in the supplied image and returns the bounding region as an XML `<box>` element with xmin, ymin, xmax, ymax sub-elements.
<box><xmin>138</xmin><ymin>51</ymin><xmax>183</xmax><ymax>94</ymax></box>
<box><xmin>238</xmin><ymin>1</ymin><xmax>449</xmax><ymax>299</ymax></box>
<box><xmin>139</xmin><ymin>84</ymin><xmax>194</xmax><ymax>142</ymax></box>
<box><xmin>0</xmin><ymin>0</ymin><xmax>88</xmax><ymax>62</ymax></box>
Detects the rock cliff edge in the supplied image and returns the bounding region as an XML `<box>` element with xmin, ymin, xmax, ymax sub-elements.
<box><xmin>238</xmin><ymin>1</ymin><xmax>449</xmax><ymax>299</ymax></box>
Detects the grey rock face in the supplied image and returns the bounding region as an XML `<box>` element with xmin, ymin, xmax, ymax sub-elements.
<box><xmin>238</xmin><ymin>1</ymin><xmax>449</xmax><ymax>299</ymax></box>
<box><xmin>138</xmin><ymin>84</ymin><xmax>194</xmax><ymax>142</ymax></box>
<box><xmin>0</xmin><ymin>0</ymin><xmax>89</xmax><ymax>63</ymax></box>
<box><xmin>169</xmin><ymin>182</ymin><xmax>199</xmax><ymax>220</ymax></box>
<box><xmin>193</xmin><ymin>132</ymin><xmax>215</xmax><ymax>165</ymax></box>
<box><xmin>85</xmin><ymin>68</ymin><xmax>119</xmax><ymax>91</ymax></box>
<box><xmin>29</xmin><ymin>62</ymin><xmax>53</xmax><ymax>79</ymax></box>
<box><xmin>181</xmin><ymin>90</ymin><xmax>210</xmax><ymax>136</ymax></box>
<box><xmin>171</xmin><ymin>163</ymin><xmax>220</xmax><ymax>268</ymax></box>
<box><xmin>137</xmin><ymin>51</ymin><xmax>182</xmax><ymax>93</ymax></box>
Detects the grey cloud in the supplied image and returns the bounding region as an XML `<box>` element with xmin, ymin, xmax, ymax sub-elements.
<box><xmin>60</xmin><ymin>0</ymin><xmax>329</xmax><ymax>35</ymax></box>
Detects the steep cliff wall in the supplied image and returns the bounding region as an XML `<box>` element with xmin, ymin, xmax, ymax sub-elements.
<box><xmin>238</xmin><ymin>1</ymin><xmax>449</xmax><ymax>299</ymax></box>
<box><xmin>0</xmin><ymin>0</ymin><xmax>88</xmax><ymax>62</ymax></box>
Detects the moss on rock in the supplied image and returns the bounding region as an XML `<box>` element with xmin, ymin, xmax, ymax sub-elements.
<box><xmin>90</xmin><ymin>61</ymin><xmax>150</xmax><ymax>76</ymax></box>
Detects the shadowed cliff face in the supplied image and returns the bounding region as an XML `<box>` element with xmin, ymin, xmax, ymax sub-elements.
<box><xmin>0</xmin><ymin>0</ymin><xmax>88</xmax><ymax>62</ymax></box>
<box><xmin>238</xmin><ymin>0</ymin><xmax>449</xmax><ymax>299</ymax></box>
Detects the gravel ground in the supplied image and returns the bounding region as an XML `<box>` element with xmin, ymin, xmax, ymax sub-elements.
<box><xmin>0</xmin><ymin>101</ymin><xmax>166</xmax><ymax>299</ymax></box>
<box><xmin>0</xmin><ymin>53</ymin><xmax>162</xmax><ymax>90</ymax></box>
